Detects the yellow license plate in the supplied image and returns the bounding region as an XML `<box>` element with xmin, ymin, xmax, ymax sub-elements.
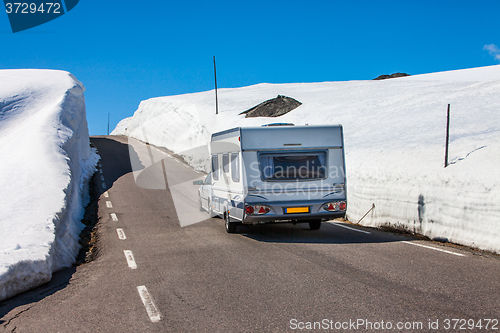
<box><xmin>285</xmin><ymin>207</ymin><xmax>309</xmax><ymax>214</ymax></box>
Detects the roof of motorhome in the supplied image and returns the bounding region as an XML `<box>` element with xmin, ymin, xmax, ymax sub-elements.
<box><xmin>211</xmin><ymin>125</ymin><xmax>343</xmax><ymax>150</ymax></box>
<box><xmin>211</xmin><ymin>124</ymin><xmax>342</xmax><ymax>137</ymax></box>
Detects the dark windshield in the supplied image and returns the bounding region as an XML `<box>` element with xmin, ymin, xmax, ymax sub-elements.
<box><xmin>260</xmin><ymin>152</ymin><xmax>327</xmax><ymax>180</ymax></box>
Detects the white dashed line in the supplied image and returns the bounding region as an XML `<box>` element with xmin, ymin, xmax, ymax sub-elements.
<box><xmin>110</xmin><ymin>213</ymin><xmax>118</xmax><ymax>221</ymax></box>
<box><xmin>116</xmin><ymin>228</ymin><xmax>127</xmax><ymax>240</ymax></box>
<box><xmin>183</xmin><ymin>164</ymin><xmax>190</xmax><ymax>169</ymax></box>
<box><xmin>329</xmin><ymin>222</ymin><xmax>371</xmax><ymax>234</ymax></box>
<box><xmin>99</xmin><ymin>169</ymin><xmax>103</xmax><ymax>174</ymax></box>
<box><xmin>106</xmin><ymin>201</ymin><xmax>113</xmax><ymax>208</ymax></box>
<box><xmin>104</xmin><ymin>191</ymin><xmax>109</xmax><ymax>198</ymax></box>
<box><xmin>124</xmin><ymin>250</ymin><xmax>137</xmax><ymax>269</ymax></box>
<box><xmin>102</xmin><ymin>183</ymin><xmax>107</xmax><ymax>189</ymax></box>
<box><xmin>137</xmin><ymin>286</ymin><xmax>161</xmax><ymax>323</ymax></box>
<box><xmin>155</xmin><ymin>148</ymin><xmax>166</xmax><ymax>155</ymax></box>
<box><xmin>100</xmin><ymin>175</ymin><xmax>105</xmax><ymax>181</ymax></box>
<box><xmin>175</xmin><ymin>159</ymin><xmax>180</xmax><ymax>163</ymax></box>
<box><xmin>401</xmin><ymin>241</ymin><xmax>466</xmax><ymax>257</ymax></box>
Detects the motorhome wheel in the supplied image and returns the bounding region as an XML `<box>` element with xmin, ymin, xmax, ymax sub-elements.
<box><xmin>208</xmin><ymin>200</ymin><xmax>214</xmax><ymax>217</ymax></box>
<box><xmin>309</xmin><ymin>220</ymin><xmax>321</xmax><ymax>230</ymax></box>
<box><xmin>225</xmin><ymin>212</ymin><xmax>237</xmax><ymax>233</ymax></box>
<box><xmin>198</xmin><ymin>196</ymin><xmax>203</xmax><ymax>211</ymax></box>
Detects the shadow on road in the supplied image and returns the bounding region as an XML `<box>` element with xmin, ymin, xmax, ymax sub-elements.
<box><xmin>239</xmin><ymin>221</ymin><xmax>406</xmax><ymax>244</ymax></box>
<box><xmin>0</xmin><ymin>267</ymin><xmax>76</xmax><ymax>323</ymax></box>
<box><xmin>91</xmin><ymin>136</ymin><xmax>138</xmax><ymax>197</ymax></box>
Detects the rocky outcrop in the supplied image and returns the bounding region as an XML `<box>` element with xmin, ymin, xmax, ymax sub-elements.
<box><xmin>239</xmin><ymin>95</ymin><xmax>302</xmax><ymax>118</ymax></box>
<box><xmin>373</xmin><ymin>73</ymin><xmax>410</xmax><ymax>80</ymax></box>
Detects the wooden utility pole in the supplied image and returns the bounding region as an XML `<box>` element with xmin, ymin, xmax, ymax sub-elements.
<box><xmin>213</xmin><ymin>56</ymin><xmax>218</xmax><ymax>115</ymax></box>
<box><xmin>444</xmin><ymin>104</ymin><xmax>450</xmax><ymax>168</ymax></box>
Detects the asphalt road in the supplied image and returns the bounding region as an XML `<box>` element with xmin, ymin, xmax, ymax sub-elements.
<box><xmin>1</xmin><ymin>135</ymin><xmax>499</xmax><ymax>332</ymax></box>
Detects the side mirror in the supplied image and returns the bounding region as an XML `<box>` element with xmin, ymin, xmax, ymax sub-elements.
<box><xmin>192</xmin><ymin>180</ymin><xmax>204</xmax><ymax>185</ymax></box>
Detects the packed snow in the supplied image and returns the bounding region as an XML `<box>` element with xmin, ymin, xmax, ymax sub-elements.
<box><xmin>0</xmin><ymin>69</ymin><xmax>99</xmax><ymax>301</ymax></box>
<box><xmin>113</xmin><ymin>65</ymin><xmax>500</xmax><ymax>254</ymax></box>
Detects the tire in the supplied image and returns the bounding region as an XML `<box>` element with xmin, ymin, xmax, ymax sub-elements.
<box><xmin>198</xmin><ymin>196</ymin><xmax>204</xmax><ymax>211</ymax></box>
<box><xmin>225</xmin><ymin>212</ymin><xmax>237</xmax><ymax>233</ymax></box>
<box><xmin>208</xmin><ymin>200</ymin><xmax>214</xmax><ymax>217</ymax></box>
<box><xmin>309</xmin><ymin>220</ymin><xmax>321</xmax><ymax>230</ymax></box>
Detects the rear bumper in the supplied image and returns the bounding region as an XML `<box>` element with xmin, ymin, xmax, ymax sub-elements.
<box><xmin>241</xmin><ymin>199</ymin><xmax>346</xmax><ymax>224</ymax></box>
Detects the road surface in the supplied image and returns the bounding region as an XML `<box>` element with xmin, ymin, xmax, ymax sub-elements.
<box><xmin>1</xmin><ymin>135</ymin><xmax>499</xmax><ymax>332</ymax></box>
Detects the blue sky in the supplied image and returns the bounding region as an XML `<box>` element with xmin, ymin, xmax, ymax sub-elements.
<box><xmin>2</xmin><ymin>0</ymin><xmax>500</xmax><ymax>135</ymax></box>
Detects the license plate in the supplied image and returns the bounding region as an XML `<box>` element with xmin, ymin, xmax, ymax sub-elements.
<box><xmin>285</xmin><ymin>207</ymin><xmax>309</xmax><ymax>214</ymax></box>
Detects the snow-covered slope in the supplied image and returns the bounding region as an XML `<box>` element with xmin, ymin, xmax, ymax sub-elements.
<box><xmin>113</xmin><ymin>65</ymin><xmax>500</xmax><ymax>254</ymax></box>
<box><xmin>0</xmin><ymin>69</ymin><xmax>99</xmax><ymax>301</ymax></box>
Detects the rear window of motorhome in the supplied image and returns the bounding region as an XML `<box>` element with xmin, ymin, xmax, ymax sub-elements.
<box><xmin>259</xmin><ymin>152</ymin><xmax>327</xmax><ymax>181</ymax></box>
<box><xmin>212</xmin><ymin>155</ymin><xmax>219</xmax><ymax>180</ymax></box>
<box><xmin>231</xmin><ymin>153</ymin><xmax>239</xmax><ymax>182</ymax></box>
<box><xmin>223</xmin><ymin>154</ymin><xmax>230</xmax><ymax>173</ymax></box>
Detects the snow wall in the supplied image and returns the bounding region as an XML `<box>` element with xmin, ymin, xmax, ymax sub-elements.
<box><xmin>112</xmin><ymin>65</ymin><xmax>500</xmax><ymax>254</ymax></box>
<box><xmin>0</xmin><ymin>70</ymin><xmax>99</xmax><ymax>301</ymax></box>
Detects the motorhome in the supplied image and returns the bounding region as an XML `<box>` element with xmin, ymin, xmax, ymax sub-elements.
<box><xmin>196</xmin><ymin>124</ymin><xmax>346</xmax><ymax>233</ymax></box>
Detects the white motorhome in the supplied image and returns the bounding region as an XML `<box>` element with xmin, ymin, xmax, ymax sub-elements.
<box><xmin>197</xmin><ymin>124</ymin><xmax>346</xmax><ymax>233</ymax></box>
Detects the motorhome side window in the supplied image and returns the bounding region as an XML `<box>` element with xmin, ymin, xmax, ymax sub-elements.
<box><xmin>222</xmin><ymin>154</ymin><xmax>230</xmax><ymax>173</ymax></box>
<box><xmin>211</xmin><ymin>155</ymin><xmax>219</xmax><ymax>180</ymax></box>
<box><xmin>204</xmin><ymin>172</ymin><xmax>212</xmax><ymax>184</ymax></box>
<box><xmin>259</xmin><ymin>152</ymin><xmax>327</xmax><ymax>181</ymax></box>
<box><xmin>230</xmin><ymin>153</ymin><xmax>240</xmax><ymax>182</ymax></box>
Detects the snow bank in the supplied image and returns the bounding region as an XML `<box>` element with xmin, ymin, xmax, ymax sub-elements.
<box><xmin>113</xmin><ymin>65</ymin><xmax>500</xmax><ymax>253</ymax></box>
<box><xmin>0</xmin><ymin>69</ymin><xmax>99</xmax><ymax>301</ymax></box>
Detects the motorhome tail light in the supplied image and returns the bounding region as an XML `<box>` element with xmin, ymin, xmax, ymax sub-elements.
<box><xmin>245</xmin><ymin>205</ymin><xmax>254</xmax><ymax>215</ymax></box>
<box><xmin>255</xmin><ymin>205</ymin><xmax>271</xmax><ymax>215</ymax></box>
<box><xmin>245</xmin><ymin>204</ymin><xmax>271</xmax><ymax>215</ymax></box>
<box><xmin>323</xmin><ymin>201</ymin><xmax>347</xmax><ymax>212</ymax></box>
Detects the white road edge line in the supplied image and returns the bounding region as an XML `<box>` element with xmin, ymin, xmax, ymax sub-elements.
<box><xmin>110</xmin><ymin>213</ymin><xmax>118</xmax><ymax>222</ymax></box>
<box><xmin>124</xmin><ymin>250</ymin><xmax>137</xmax><ymax>269</ymax></box>
<box><xmin>401</xmin><ymin>241</ymin><xmax>466</xmax><ymax>257</ymax></box>
<box><xmin>116</xmin><ymin>228</ymin><xmax>127</xmax><ymax>240</ymax></box>
<box><xmin>154</xmin><ymin>148</ymin><xmax>167</xmax><ymax>155</ymax></box>
<box><xmin>106</xmin><ymin>201</ymin><xmax>113</xmax><ymax>208</ymax></box>
<box><xmin>329</xmin><ymin>222</ymin><xmax>371</xmax><ymax>234</ymax></box>
<box><xmin>137</xmin><ymin>286</ymin><xmax>161</xmax><ymax>323</ymax></box>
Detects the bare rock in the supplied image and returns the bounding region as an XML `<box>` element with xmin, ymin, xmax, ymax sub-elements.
<box><xmin>239</xmin><ymin>95</ymin><xmax>302</xmax><ymax>118</ymax></box>
<box><xmin>373</xmin><ymin>73</ymin><xmax>410</xmax><ymax>80</ymax></box>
